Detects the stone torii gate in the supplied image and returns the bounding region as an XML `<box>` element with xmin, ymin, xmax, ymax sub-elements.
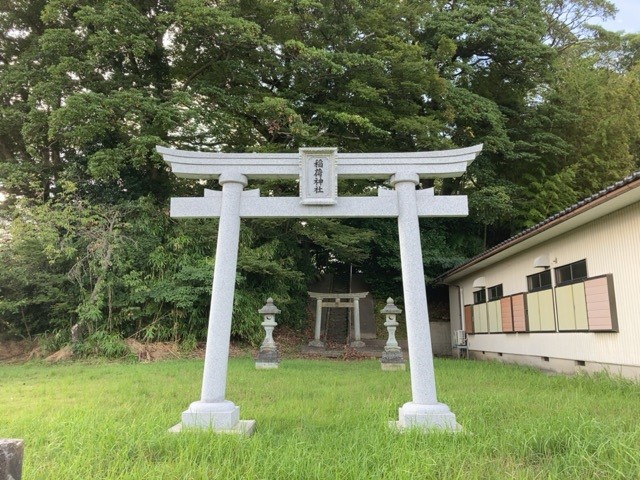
<box><xmin>158</xmin><ymin>144</ymin><xmax>482</xmax><ymax>433</ymax></box>
<box><xmin>307</xmin><ymin>291</ymin><xmax>369</xmax><ymax>347</ymax></box>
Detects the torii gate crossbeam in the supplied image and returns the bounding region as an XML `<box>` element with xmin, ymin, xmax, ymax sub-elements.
<box><xmin>159</xmin><ymin>145</ymin><xmax>482</xmax><ymax>434</ymax></box>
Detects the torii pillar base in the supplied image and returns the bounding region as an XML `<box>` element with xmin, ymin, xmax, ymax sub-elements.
<box><xmin>169</xmin><ymin>401</ymin><xmax>255</xmax><ymax>436</ymax></box>
<box><xmin>392</xmin><ymin>402</ymin><xmax>461</xmax><ymax>432</ymax></box>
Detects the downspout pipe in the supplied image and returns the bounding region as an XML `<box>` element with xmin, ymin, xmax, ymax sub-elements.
<box><xmin>456</xmin><ymin>285</ymin><xmax>465</xmax><ymax>332</ymax></box>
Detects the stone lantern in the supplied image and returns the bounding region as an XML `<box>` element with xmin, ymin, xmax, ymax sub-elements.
<box><xmin>380</xmin><ymin>298</ymin><xmax>405</xmax><ymax>371</ymax></box>
<box><xmin>255</xmin><ymin>298</ymin><xmax>281</xmax><ymax>369</ymax></box>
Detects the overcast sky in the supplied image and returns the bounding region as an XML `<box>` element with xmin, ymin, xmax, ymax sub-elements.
<box><xmin>597</xmin><ymin>0</ymin><xmax>640</xmax><ymax>33</ymax></box>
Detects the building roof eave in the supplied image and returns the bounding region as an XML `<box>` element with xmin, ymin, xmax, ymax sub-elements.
<box><xmin>439</xmin><ymin>171</ymin><xmax>640</xmax><ymax>284</ymax></box>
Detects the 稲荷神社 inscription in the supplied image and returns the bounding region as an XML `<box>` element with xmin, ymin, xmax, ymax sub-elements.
<box><xmin>158</xmin><ymin>145</ymin><xmax>483</xmax><ymax>434</ymax></box>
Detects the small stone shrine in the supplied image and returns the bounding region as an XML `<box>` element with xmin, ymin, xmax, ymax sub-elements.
<box><xmin>158</xmin><ymin>144</ymin><xmax>482</xmax><ymax>433</ymax></box>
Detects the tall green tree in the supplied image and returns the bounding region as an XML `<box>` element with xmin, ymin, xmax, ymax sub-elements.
<box><xmin>1</xmin><ymin>0</ymin><xmax>637</xmax><ymax>343</ymax></box>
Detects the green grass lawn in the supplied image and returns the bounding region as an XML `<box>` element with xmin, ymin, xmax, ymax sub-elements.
<box><xmin>1</xmin><ymin>357</ymin><xmax>638</xmax><ymax>479</ymax></box>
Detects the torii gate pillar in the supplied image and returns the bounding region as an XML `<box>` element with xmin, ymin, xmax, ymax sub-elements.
<box><xmin>177</xmin><ymin>173</ymin><xmax>250</xmax><ymax>432</ymax></box>
<box><xmin>392</xmin><ymin>172</ymin><xmax>456</xmax><ymax>429</ymax></box>
<box><xmin>159</xmin><ymin>144</ymin><xmax>482</xmax><ymax>433</ymax></box>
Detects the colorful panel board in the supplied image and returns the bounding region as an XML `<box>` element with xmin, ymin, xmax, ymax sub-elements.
<box><xmin>487</xmin><ymin>300</ymin><xmax>502</xmax><ymax>333</ymax></box>
<box><xmin>464</xmin><ymin>304</ymin><xmax>474</xmax><ymax>333</ymax></box>
<box><xmin>585</xmin><ymin>275</ymin><xmax>619</xmax><ymax>331</ymax></box>
<box><xmin>473</xmin><ymin>304</ymin><xmax>488</xmax><ymax>333</ymax></box>
<box><xmin>501</xmin><ymin>297</ymin><xmax>514</xmax><ymax>332</ymax></box>
<box><xmin>511</xmin><ymin>294</ymin><xmax>527</xmax><ymax>332</ymax></box>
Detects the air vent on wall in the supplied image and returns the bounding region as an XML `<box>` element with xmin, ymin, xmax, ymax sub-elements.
<box><xmin>533</xmin><ymin>255</ymin><xmax>550</xmax><ymax>269</ymax></box>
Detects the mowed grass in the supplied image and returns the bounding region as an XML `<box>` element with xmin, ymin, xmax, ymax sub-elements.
<box><xmin>1</xmin><ymin>357</ymin><xmax>639</xmax><ymax>479</ymax></box>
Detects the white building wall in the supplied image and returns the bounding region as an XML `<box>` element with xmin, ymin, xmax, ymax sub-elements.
<box><xmin>450</xmin><ymin>202</ymin><xmax>640</xmax><ymax>370</ymax></box>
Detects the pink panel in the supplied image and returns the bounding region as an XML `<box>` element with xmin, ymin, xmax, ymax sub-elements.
<box><xmin>464</xmin><ymin>305</ymin><xmax>474</xmax><ymax>333</ymax></box>
<box><xmin>501</xmin><ymin>297</ymin><xmax>513</xmax><ymax>332</ymax></box>
<box><xmin>585</xmin><ymin>277</ymin><xmax>612</xmax><ymax>330</ymax></box>
<box><xmin>511</xmin><ymin>294</ymin><xmax>527</xmax><ymax>332</ymax></box>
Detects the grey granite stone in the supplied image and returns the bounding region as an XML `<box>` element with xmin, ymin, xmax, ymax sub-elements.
<box><xmin>158</xmin><ymin>144</ymin><xmax>482</xmax><ymax>433</ymax></box>
<box><xmin>0</xmin><ymin>439</ymin><xmax>23</xmax><ymax>480</ymax></box>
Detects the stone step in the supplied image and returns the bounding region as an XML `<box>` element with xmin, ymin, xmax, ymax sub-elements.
<box><xmin>325</xmin><ymin>307</ymin><xmax>349</xmax><ymax>343</ymax></box>
<box><xmin>307</xmin><ymin>272</ymin><xmax>378</xmax><ymax>345</ymax></box>
<box><xmin>323</xmin><ymin>273</ymin><xmax>351</xmax><ymax>344</ymax></box>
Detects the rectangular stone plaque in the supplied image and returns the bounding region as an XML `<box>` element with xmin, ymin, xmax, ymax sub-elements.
<box><xmin>299</xmin><ymin>148</ymin><xmax>337</xmax><ymax>205</ymax></box>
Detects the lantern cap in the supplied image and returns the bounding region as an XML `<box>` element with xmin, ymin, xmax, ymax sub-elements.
<box><xmin>259</xmin><ymin>298</ymin><xmax>281</xmax><ymax>315</ymax></box>
<box><xmin>381</xmin><ymin>298</ymin><xmax>402</xmax><ymax>315</ymax></box>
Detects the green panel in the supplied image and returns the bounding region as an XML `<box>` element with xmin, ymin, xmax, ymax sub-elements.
<box><xmin>572</xmin><ymin>283</ymin><xmax>588</xmax><ymax>330</ymax></box>
<box><xmin>556</xmin><ymin>285</ymin><xmax>575</xmax><ymax>331</ymax></box>
<box><xmin>527</xmin><ymin>292</ymin><xmax>541</xmax><ymax>331</ymax></box>
<box><xmin>473</xmin><ymin>304</ymin><xmax>488</xmax><ymax>333</ymax></box>
<box><xmin>539</xmin><ymin>289</ymin><xmax>556</xmax><ymax>331</ymax></box>
<box><xmin>472</xmin><ymin>305</ymin><xmax>480</xmax><ymax>332</ymax></box>
<box><xmin>480</xmin><ymin>306</ymin><xmax>489</xmax><ymax>333</ymax></box>
<box><xmin>487</xmin><ymin>300</ymin><xmax>502</xmax><ymax>333</ymax></box>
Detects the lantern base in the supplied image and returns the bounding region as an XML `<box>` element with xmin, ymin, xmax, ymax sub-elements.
<box><xmin>255</xmin><ymin>362</ymin><xmax>279</xmax><ymax>369</ymax></box>
<box><xmin>381</xmin><ymin>362</ymin><xmax>406</xmax><ymax>371</ymax></box>
<box><xmin>256</xmin><ymin>348</ymin><xmax>279</xmax><ymax>362</ymax></box>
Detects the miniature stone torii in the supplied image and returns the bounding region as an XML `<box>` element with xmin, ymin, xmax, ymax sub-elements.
<box><xmin>307</xmin><ymin>291</ymin><xmax>369</xmax><ymax>348</ymax></box>
<box><xmin>158</xmin><ymin>144</ymin><xmax>482</xmax><ymax>433</ymax></box>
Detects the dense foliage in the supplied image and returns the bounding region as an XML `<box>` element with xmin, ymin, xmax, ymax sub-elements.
<box><xmin>0</xmin><ymin>0</ymin><xmax>638</xmax><ymax>343</ymax></box>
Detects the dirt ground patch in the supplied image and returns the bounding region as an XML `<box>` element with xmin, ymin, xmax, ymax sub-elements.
<box><xmin>44</xmin><ymin>345</ymin><xmax>73</xmax><ymax>363</ymax></box>
<box><xmin>0</xmin><ymin>339</ymin><xmax>201</xmax><ymax>364</ymax></box>
<box><xmin>125</xmin><ymin>339</ymin><xmax>199</xmax><ymax>362</ymax></box>
<box><xmin>0</xmin><ymin>329</ymin><xmax>311</xmax><ymax>364</ymax></box>
<box><xmin>0</xmin><ymin>340</ymin><xmax>41</xmax><ymax>363</ymax></box>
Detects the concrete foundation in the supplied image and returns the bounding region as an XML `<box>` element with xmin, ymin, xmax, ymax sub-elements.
<box><xmin>468</xmin><ymin>350</ymin><xmax>640</xmax><ymax>381</ymax></box>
